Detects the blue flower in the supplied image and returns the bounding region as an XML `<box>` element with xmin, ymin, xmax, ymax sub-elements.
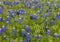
<box><xmin>30</xmin><ymin>14</ymin><xmax>37</xmax><ymax>20</ymax></box>
<box><xmin>56</xmin><ymin>13</ymin><xmax>60</xmax><ymax>20</ymax></box>
<box><xmin>21</xmin><ymin>29</ymin><xmax>25</xmax><ymax>37</ymax></box>
<box><xmin>12</xmin><ymin>28</ymin><xmax>16</xmax><ymax>38</ymax></box>
<box><xmin>38</xmin><ymin>7</ymin><xmax>43</xmax><ymax>14</ymax></box>
<box><xmin>46</xmin><ymin>29</ymin><xmax>50</xmax><ymax>37</ymax></box>
<box><xmin>3</xmin><ymin>35</ymin><xmax>6</xmax><ymax>40</ymax></box>
<box><xmin>35</xmin><ymin>35</ymin><xmax>42</xmax><ymax>40</ymax></box>
<box><xmin>30</xmin><ymin>15</ymin><xmax>33</xmax><ymax>20</ymax></box>
<box><xmin>3</xmin><ymin>1</ymin><xmax>9</xmax><ymax>5</ymax></box>
<box><xmin>33</xmin><ymin>14</ymin><xmax>37</xmax><ymax>20</ymax></box>
<box><xmin>25</xmin><ymin>1</ymin><xmax>30</xmax><ymax>8</ymax></box>
<box><xmin>26</xmin><ymin>33</ymin><xmax>30</xmax><ymax>40</ymax></box>
<box><xmin>25</xmin><ymin>25</ymin><xmax>30</xmax><ymax>33</ymax></box>
<box><xmin>11</xmin><ymin>13</ymin><xmax>15</xmax><ymax>18</ymax></box>
<box><xmin>44</xmin><ymin>12</ymin><xmax>51</xmax><ymax>18</ymax></box>
<box><xmin>54</xmin><ymin>33</ymin><xmax>58</xmax><ymax>38</ymax></box>
<box><xmin>16</xmin><ymin>9</ymin><xmax>26</xmax><ymax>15</ymax></box>
<box><xmin>0</xmin><ymin>7</ymin><xmax>3</xmax><ymax>14</ymax></box>
<box><xmin>8</xmin><ymin>10</ymin><xmax>13</xmax><ymax>15</ymax></box>
<box><xmin>13</xmin><ymin>1</ymin><xmax>19</xmax><ymax>5</ymax></box>
<box><xmin>0</xmin><ymin>17</ymin><xmax>3</xmax><ymax>22</ymax></box>
<box><xmin>2</xmin><ymin>25</ymin><xmax>6</xmax><ymax>33</ymax></box>
<box><xmin>53</xmin><ymin>17</ymin><xmax>57</xmax><ymax>21</ymax></box>
<box><xmin>19</xmin><ymin>16</ymin><xmax>23</xmax><ymax>25</ymax></box>
<box><xmin>6</xmin><ymin>21</ymin><xmax>10</xmax><ymax>24</ymax></box>
<box><xmin>0</xmin><ymin>28</ymin><xmax>2</xmax><ymax>35</ymax></box>
<box><xmin>34</xmin><ymin>4</ymin><xmax>39</xmax><ymax>10</ymax></box>
<box><xmin>33</xmin><ymin>0</ymin><xmax>38</xmax><ymax>4</ymax></box>
<box><xmin>50</xmin><ymin>20</ymin><xmax>54</xmax><ymax>25</ymax></box>
<box><xmin>46</xmin><ymin>26</ymin><xmax>49</xmax><ymax>31</ymax></box>
<box><xmin>6</xmin><ymin>16</ymin><xmax>10</xmax><ymax>21</ymax></box>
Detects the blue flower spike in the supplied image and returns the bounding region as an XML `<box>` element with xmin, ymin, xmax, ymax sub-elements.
<box><xmin>3</xmin><ymin>35</ymin><xmax>6</xmax><ymax>40</ymax></box>
<box><xmin>25</xmin><ymin>25</ymin><xmax>30</xmax><ymax>33</ymax></box>
<box><xmin>16</xmin><ymin>9</ymin><xmax>26</xmax><ymax>15</ymax></box>
<box><xmin>3</xmin><ymin>1</ymin><xmax>9</xmax><ymax>5</ymax></box>
<box><xmin>6</xmin><ymin>16</ymin><xmax>10</xmax><ymax>21</ymax></box>
<box><xmin>56</xmin><ymin>12</ymin><xmax>60</xmax><ymax>20</ymax></box>
<box><xmin>46</xmin><ymin>29</ymin><xmax>50</xmax><ymax>37</ymax></box>
<box><xmin>2</xmin><ymin>25</ymin><xmax>6</xmax><ymax>33</ymax></box>
<box><xmin>35</xmin><ymin>35</ymin><xmax>42</xmax><ymax>40</ymax></box>
<box><xmin>54</xmin><ymin>33</ymin><xmax>58</xmax><ymax>39</ymax></box>
<box><xmin>50</xmin><ymin>20</ymin><xmax>54</xmax><ymax>25</ymax></box>
<box><xmin>19</xmin><ymin>16</ymin><xmax>23</xmax><ymax>25</ymax></box>
<box><xmin>21</xmin><ymin>29</ymin><xmax>25</xmax><ymax>37</ymax></box>
<box><xmin>6</xmin><ymin>21</ymin><xmax>10</xmax><ymax>25</ymax></box>
<box><xmin>0</xmin><ymin>7</ymin><xmax>3</xmax><ymax>14</ymax></box>
<box><xmin>0</xmin><ymin>28</ymin><xmax>2</xmax><ymax>35</ymax></box>
<box><xmin>0</xmin><ymin>17</ymin><xmax>3</xmax><ymax>22</ymax></box>
<box><xmin>46</xmin><ymin>26</ymin><xmax>49</xmax><ymax>31</ymax></box>
<box><xmin>33</xmin><ymin>14</ymin><xmax>37</xmax><ymax>20</ymax></box>
<box><xmin>25</xmin><ymin>1</ymin><xmax>30</xmax><ymax>8</ymax></box>
<box><xmin>25</xmin><ymin>33</ymin><xmax>30</xmax><ymax>42</ymax></box>
<box><xmin>13</xmin><ymin>1</ymin><xmax>19</xmax><ymax>5</ymax></box>
<box><xmin>12</xmin><ymin>27</ymin><xmax>16</xmax><ymax>38</ymax></box>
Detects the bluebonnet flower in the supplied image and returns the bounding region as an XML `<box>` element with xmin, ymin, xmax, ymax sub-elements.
<box><xmin>30</xmin><ymin>15</ymin><xmax>33</xmax><ymax>20</ymax></box>
<box><xmin>12</xmin><ymin>28</ymin><xmax>16</xmax><ymax>38</ymax></box>
<box><xmin>25</xmin><ymin>25</ymin><xmax>30</xmax><ymax>33</ymax></box>
<box><xmin>16</xmin><ymin>9</ymin><xmax>26</xmax><ymax>15</ymax></box>
<box><xmin>6</xmin><ymin>16</ymin><xmax>10</xmax><ymax>21</ymax></box>
<box><xmin>0</xmin><ymin>7</ymin><xmax>3</xmax><ymax>14</ymax></box>
<box><xmin>6</xmin><ymin>21</ymin><xmax>10</xmax><ymax>24</ymax></box>
<box><xmin>2</xmin><ymin>25</ymin><xmax>6</xmax><ymax>33</ymax></box>
<box><xmin>46</xmin><ymin>29</ymin><xmax>50</xmax><ymax>37</ymax></box>
<box><xmin>38</xmin><ymin>7</ymin><xmax>43</xmax><ymax>14</ymax></box>
<box><xmin>30</xmin><ymin>14</ymin><xmax>37</xmax><ymax>20</ymax></box>
<box><xmin>33</xmin><ymin>0</ymin><xmax>38</xmax><ymax>4</ymax></box>
<box><xmin>3</xmin><ymin>35</ymin><xmax>6</xmax><ymax>40</ymax></box>
<box><xmin>3</xmin><ymin>1</ymin><xmax>9</xmax><ymax>5</ymax></box>
<box><xmin>44</xmin><ymin>12</ymin><xmax>51</xmax><ymax>18</ymax></box>
<box><xmin>53</xmin><ymin>17</ymin><xmax>56</xmax><ymax>21</ymax></box>
<box><xmin>53</xmin><ymin>33</ymin><xmax>58</xmax><ymax>38</ymax></box>
<box><xmin>13</xmin><ymin>1</ymin><xmax>19</xmax><ymax>5</ymax></box>
<box><xmin>56</xmin><ymin>13</ymin><xmax>60</xmax><ymax>20</ymax></box>
<box><xmin>8</xmin><ymin>10</ymin><xmax>15</xmax><ymax>18</ymax></box>
<box><xmin>46</xmin><ymin>26</ymin><xmax>49</xmax><ymax>31</ymax></box>
<box><xmin>0</xmin><ymin>17</ymin><xmax>3</xmax><ymax>22</ymax></box>
<box><xmin>35</xmin><ymin>35</ymin><xmax>42</xmax><ymax>40</ymax></box>
<box><xmin>21</xmin><ymin>29</ymin><xmax>25</xmax><ymax>37</ymax></box>
<box><xmin>41</xmin><ymin>2</ymin><xmax>44</xmax><ymax>7</ymax></box>
<box><xmin>50</xmin><ymin>20</ymin><xmax>54</xmax><ymax>25</ymax></box>
<box><xmin>0</xmin><ymin>28</ymin><xmax>2</xmax><ymax>35</ymax></box>
<box><xmin>19</xmin><ymin>16</ymin><xmax>23</xmax><ymax>25</ymax></box>
<box><xmin>8</xmin><ymin>10</ymin><xmax>13</xmax><ymax>15</ymax></box>
<box><xmin>34</xmin><ymin>4</ymin><xmax>39</xmax><ymax>10</ymax></box>
<box><xmin>25</xmin><ymin>33</ymin><xmax>30</xmax><ymax>42</ymax></box>
<box><xmin>25</xmin><ymin>1</ymin><xmax>30</xmax><ymax>8</ymax></box>
<box><xmin>33</xmin><ymin>14</ymin><xmax>37</xmax><ymax>20</ymax></box>
<box><xmin>11</xmin><ymin>13</ymin><xmax>15</xmax><ymax>18</ymax></box>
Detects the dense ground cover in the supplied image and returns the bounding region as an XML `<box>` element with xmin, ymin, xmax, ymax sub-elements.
<box><xmin>0</xmin><ymin>0</ymin><xmax>60</xmax><ymax>42</ymax></box>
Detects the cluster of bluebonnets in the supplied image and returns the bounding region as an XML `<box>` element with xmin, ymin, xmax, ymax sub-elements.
<box><xmin>0</xmin><ymin>0</ymin><xmax>60</xmax><ymax>42</ymax></box>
